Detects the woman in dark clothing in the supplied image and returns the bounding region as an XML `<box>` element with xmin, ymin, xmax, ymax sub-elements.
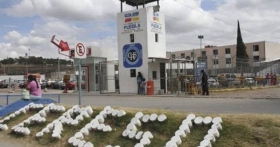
<box><xmin>137</xmin><ymin>72</ymin><xmax>144</xmax><ymax>94</ymax></box>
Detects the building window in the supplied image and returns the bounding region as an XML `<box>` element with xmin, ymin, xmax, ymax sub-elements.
<box><xmin>171</xmin><ymin>54</ymin><xmax>175</xmax><ymax>59</ymax></box>
<box><xmin>130</xmin><ymin>69</ymin><xmax>136</xmax><ymax>77</ymax></box>
<box><xmin>253</xmin><ymin>45</ymin><xmax>259</xmax><ymax>51</ymax></box>
<box><xmin>253</xmin><ymin>56</ymin><xmax>259</xmax><ymax>62</ymax></box>
<box><xmin>155</xmin><ymin>33</ymin><xmax>158</xmax><ymax>42</ymax></box>
<box><xmin>130</xmin><ymin>34</ymin><xmax>134</xmax><ymax>43</ymax></box>
<box><xmin>201</xmin><ymin>51</ymin><xmax>206</xmax><ymax>56</ymax></box>
<box><xmin>213</xmin><ymin>59</ymin><xmax>219</xmax><ymax>65</ymax></box>
<box><xmin>213</xmin><ymin>49</ymin><xmax>218</xmax><ymax>55</ymax></box>
<box><xmin>152</xmin><ymin>71</ymin><xmax>157</xmax><ymax>79</ymax></box>
<box><xmin>225</xmin><ymin>48</ymin><xmax>230</xmax><ymax>54</ymax></box>
<box><xmin>226</xmin><ymin>58</ymin><xmax>231</xmax><ymax>64</ymax></box>
<box><xmin>181</xmin><ymin>53</ymin><xmax>185</xmax><ymax>58</ymax></box>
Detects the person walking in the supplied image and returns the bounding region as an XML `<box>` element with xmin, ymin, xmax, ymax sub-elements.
<box><xmin>137</xmin><ymin>72</ymin><xmax>144</xmax><ymax>94</ymax></box>
<box><xmin>201</xmin><ymin>70</ymin><xmax>209</xmax><ymax>95</ymax></box>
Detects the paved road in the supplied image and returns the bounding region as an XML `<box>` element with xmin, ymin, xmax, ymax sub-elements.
<box><xmin>58</xmin><ymin>94</ymin><xmax>280</xmax><ymax>115</ymax></box>
<box><xmin>1</xmin><ymin>90</ymin><xmax>280</xmax><ymax>115</ymax></box>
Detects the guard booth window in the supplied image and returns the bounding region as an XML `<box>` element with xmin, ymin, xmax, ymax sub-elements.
<box><xmin>155</xmin><ymin>33</ymin><xmax>158</xmax><ymax>42</ymax></box>
<box><xmin>130</xmin><ymin>34</ymin><xmax>134</xmax><ymax>43</ymax></box>
<box><xmin>152</xmin><ymin>71</ymin><xmax>157</xmax><ymax>79</ymax></box>
<box><xmin>130</xmin><ymin>69</ymin><xmax>136</xmax><ymax>77</ymax></box>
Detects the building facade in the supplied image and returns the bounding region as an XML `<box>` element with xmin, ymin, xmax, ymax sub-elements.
<box><xmin>117</xmin><ymin>7</ymin><xmax>167</xmax><ymax>94</ymax></box>
<box><xmin>167</xmin><ymin>41</ymin><xmax>280</xmax><ymax>70</ymax></box>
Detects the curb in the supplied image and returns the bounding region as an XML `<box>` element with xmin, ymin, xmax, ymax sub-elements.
<box><xmin>58</xmin><ymin>92</ymin><xmax>280</xmax><ymax>100</ymax></box>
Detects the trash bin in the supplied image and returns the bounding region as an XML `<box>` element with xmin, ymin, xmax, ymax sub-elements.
<box><xmin>147</xmin><ymin>80</ymin><xmax>154</xmax><ymax>95</ymax></box>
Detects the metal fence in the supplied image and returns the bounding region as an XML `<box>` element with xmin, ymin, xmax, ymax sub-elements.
<box><xmin>166</xmin><ymin>58</ymin><xmax>280</xmax><ymax>94</ymax></box>
<box><xmin>0</xmin><ymin>65</ymin><xmax>74</xmax><ymax>79</ymax></box>
<box><xmin>0</xmin><ymin>94</ymin><xmax>61</xmax><ymax>107</ymax></box>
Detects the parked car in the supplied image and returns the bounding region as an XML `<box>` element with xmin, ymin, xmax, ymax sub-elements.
<box><xmin>245</xmin><ymin>78</ymin><xmax>255</xmax><ymax>85</ymax></box>
<box><xmin>208</xmin><ymin>77</ymin><xmax>220</xmax><ymax>87</ymax></box>
<box><xmin>18</xmin><ymin>80</ymin><xmax>26</xmax><ymax>89</ymax></box>
<box><xmin>0</xmin><ymin>80</ymin><xmax>8</xmax><ymax>88</ymax></box>
<box><xmin>196</xmin><ymin>77</ymin><xmax>219</xmax><ymax>87</ymax></box>
<box><xmin>46</xmin><ymin>79</ymin><xmax>55</xmax><ymax>88</ymax></box>
<box><xmin>65</xmin><ymin>80</ymin><xmax>76</xmax><ymax>90</ymax></box>
<box><xmin>51</xmin><ymin>80</ymin><xmax>63</xmax><ymax>89</ymax></box>
<box><xmin>41</xmin><ymin>82</ymin><xmax>46</xmax><ymax>89</ymax></box>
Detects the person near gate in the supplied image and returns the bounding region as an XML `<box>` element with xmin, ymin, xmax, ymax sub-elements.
<box><xmin>140</xmin><ymin>78</ymin><xmax>147</xmax><ymax>95</ymax></box>
<box><xmin>137</xmin><ymin>72</ymin><xmax>144</xmax><ymax>94</ymax></box>
<box><xmin>26</xmin><ymin>75</ymin><xmax>42</xmax><ymax>99</ymax></box>
<box><xmin>201</xmin><ymin>70</ymin><xmax>209</xmax><ymax>95</ymax></box>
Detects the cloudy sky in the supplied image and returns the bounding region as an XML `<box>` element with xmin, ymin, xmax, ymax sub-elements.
<box><xmin>0</xmin><ymin>0</ymin><xmax>280</xmax><ymax>60</ymax></box>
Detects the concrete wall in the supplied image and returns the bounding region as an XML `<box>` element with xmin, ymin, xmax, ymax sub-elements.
<box><xmin>146</xmin><ymin>8</ymin><xmax>166</xmax><ymax>58</ymax></box>
<box><xmin>148</xmin><ymin>62</ymin><xmax>161</xmax><ymax>93</ymax></box>
<box><xmin>265</xmin><ymin>41</ymin><xmax>280</xmax><ymax>61</ymax></box>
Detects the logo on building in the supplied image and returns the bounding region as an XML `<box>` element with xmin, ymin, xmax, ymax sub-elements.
<box><xmin>122</xmin><ymin>11</ymin><xmax>143</xmax><ymax>34</ymax></box>
<box><xmin>124</xmin><ymin>12</ymin><xmax>140</xmax><ymax>23</ymax></box>
<box><xmin>153</xmin><ymin>13</ymin><xmax>159</xmax><ymax>22</ymax></box>
<box><xmin>123</xmin><ymin>43</ymin><xmax>143</xmax><ymax>68</ymax></box>
<box><xmin>150</xmin><ymin>12</ymin><xmax>163</xmax><ymax>34</ymax></box>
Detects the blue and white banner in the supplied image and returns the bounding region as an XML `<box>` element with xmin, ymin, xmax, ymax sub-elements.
<box><xmin>195</xmin><ymin>60</ymin><xmax>208</xmax><ymax>82</ymax></box>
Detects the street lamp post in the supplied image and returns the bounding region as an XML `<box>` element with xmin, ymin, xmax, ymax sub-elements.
<box><xmin>198</xmin><ymin>35</ymin><xmax>204</xmax><ymax>57</ymax></box>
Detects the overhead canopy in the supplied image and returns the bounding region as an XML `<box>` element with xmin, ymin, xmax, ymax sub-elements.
<box><xmin>120</xmin><ymin>0</ymin><xmax>159</xmax><ymax>7</ymax></box>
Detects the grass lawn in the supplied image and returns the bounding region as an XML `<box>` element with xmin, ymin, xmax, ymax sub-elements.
<box><xmin>0</xmin><ymin>107</ymin><xmax>279</xmax><ymax>147</ymax></box>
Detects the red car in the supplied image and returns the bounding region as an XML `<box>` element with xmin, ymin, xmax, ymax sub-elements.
<box><xmin>63</xmin><ymin>80</ymin><xmax>85</xmax><ymax>90</ymax></box>
<box><xmin>65</xmin><ymin>80</ymin><xmax>76</xmax><ymax>90</ymax></box>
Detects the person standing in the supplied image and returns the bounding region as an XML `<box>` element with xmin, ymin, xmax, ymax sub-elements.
<box><xmin>137</xmin><ymin>72</ymin><xmax>144</xmax><ymax>94</ymax></box>
<box><xmin>140</xmin><ymin>78</ymin><xmax>147</xmax><ymax>95</ymax></box>
<box><xmin>201</xmin><ymin>70</ymin><xmax>209</xmax><ymax>95</ymax></box>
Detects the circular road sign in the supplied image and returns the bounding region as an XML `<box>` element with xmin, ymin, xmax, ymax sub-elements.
<box><xmin>76</xmin><ymin>43</ymin><xmax>85</xmax><ymax>57</ymax></box>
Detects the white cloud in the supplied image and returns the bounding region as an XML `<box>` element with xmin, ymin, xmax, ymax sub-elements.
<box><xmin>3</xmin><ymin>0</ymin><xmax>120</xmax><ymax>21</ymax></box>
<box><xmin>1</xmin><ymin>0</ymin><xmax>280</xmax><ymax>60</ymax></box>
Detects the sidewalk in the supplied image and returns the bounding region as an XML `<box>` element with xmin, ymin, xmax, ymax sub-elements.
<box><xmin>59</xmin><ymin>87</ymin><xmax>280</xmax><ymax>99</ymax></box>
<box><xmin>2</xmin><ymin>87</ymin><xmax>280</xmax><ymax>99</ymax></box>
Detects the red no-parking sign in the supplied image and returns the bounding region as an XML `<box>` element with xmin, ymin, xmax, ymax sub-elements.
<box><xmin>75</xmin><ymin>43</ymin><xmax>86</xmax><ymax>59</ymax></box>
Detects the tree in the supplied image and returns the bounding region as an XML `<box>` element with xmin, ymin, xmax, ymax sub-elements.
<box><xmin>236</xmin><ymin>20</ymin><xmax>249</xmax><ymax>70</ymax></box>
<box><xmin>0</xmin><ymin>57</ymin><xmax>16</xmax><ymax>64</ymax></box>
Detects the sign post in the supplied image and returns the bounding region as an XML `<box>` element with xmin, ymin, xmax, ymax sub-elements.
<box><xmin>75</xmin><ymin>43</ymin><xmax>86</xmax><ymax>105</ymax></box>
<box><xmin>78</xmin><ymin>59</ymin><xmax>82</xmax><ymax>105</ymax></box>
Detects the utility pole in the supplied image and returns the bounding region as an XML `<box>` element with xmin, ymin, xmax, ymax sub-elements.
<box><xmin>25</xmin><ymin>53</ymin><xmax>28</xmax><ymax>75</ymax></box>
<box><xmin>58</xmin><ymin>58</ymin><xmax>60</xmax><ymax>79</ymax></box>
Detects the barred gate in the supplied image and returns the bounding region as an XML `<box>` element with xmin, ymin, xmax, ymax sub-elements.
<box><xmin>99</xmin><ymin>61</ymin><xmax>119</xmax><ymax>94</ymax></box>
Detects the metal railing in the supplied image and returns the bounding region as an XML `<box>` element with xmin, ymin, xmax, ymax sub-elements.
<box><xmin>0</xmin><ymin>94</ymin><xmax>61</xmax><ymax>107</ymax></box>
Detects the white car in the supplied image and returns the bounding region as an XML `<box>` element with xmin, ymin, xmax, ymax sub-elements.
<box><xmin>208</xmin><ymin>78</ymin><xmax>219</xmax><ymax>87</ymax></box>
<box><xmin>196</xmin><ymin>77</ymin><xmax>219</xmax><ymax>87</ymax></box>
